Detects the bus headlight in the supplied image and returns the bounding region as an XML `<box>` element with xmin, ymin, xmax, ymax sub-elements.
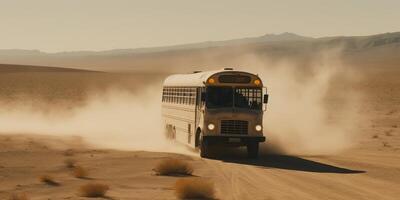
<box><xmin>255</xmin><ymin>125</ymin><xmax>262</xmax><ymax>131</ymax></box>
<box><xmin>208</xmin><ymin>123</ymin><xmax>215</xmax><ymax>130</ymax></box>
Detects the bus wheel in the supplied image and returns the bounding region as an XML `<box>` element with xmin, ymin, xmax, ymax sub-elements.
<box><xmin>200</xmin><ymin>137</ymin><xmax>209</xmax><ymax>158</ymax></box>
<box><xmin>247</xmin><ymin>143</ymin><xmax>259</xmax><ymax>158</ymax></box>
<box><xmin>164</xmin><ymin>125</ymin><xmax>171</xmax><ymax>139</ymax></box>
<box><xmin>195</xmin><ymin>129</ymin><xmax>201</xmax><ymax>148</ymax></box>
<box><xmin>172</xmin><ymin>126</ymin><xmax>176</xmax><ymax>139</ymax></box>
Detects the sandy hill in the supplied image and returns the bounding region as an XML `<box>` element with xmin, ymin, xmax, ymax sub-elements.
<box><xmin>0</xmin><ymin>32</ymin><xmax>399</xmax><ymax>72</ymax></box>
<box><xmin>0</xmin><ymin>63</ymin><xmax>100</xmax><ymax>73</ymax></box>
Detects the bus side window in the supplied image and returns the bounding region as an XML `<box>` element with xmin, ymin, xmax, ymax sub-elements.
<box><xmin>184</xmin><ymin>88</ymin><xmax>187</xmax><ymax>104</ymax></box>
<box><xmin>164</xmin><ymin>88</ymin><xmax>166</xmax><ymax>102</ymax></box>
<box><xmin>165</xmin><ymin>87</ymin><xmax>168</xmax><ymax>102</ymax></box>
<box><xmin>196</xmin><ymin>88</ymin><xmax>199</xmax><ymax>106</ymax></box>
<box><xmin>172</xmin><ymin>88</ymin><xmax>175</xmax><ymax>103</ymax></box>
<box><xmin>180</xmin><ymin>88</ymin><xmax>183</xmax><ymax>104</ymax></box>
<box><xmin>170</xmin><ymin>88</ymin><xmax>173</xmax><ymax>103</ymax></box>
<box><xmin>191</xmin><ymin>88</ymin><xmax>195</xmax><ymax>105</ymax></box>
<box><xmin>168</xmin><ymin>87</ymin><xmax>171</xmax><ymax>102</ymax></box>
<box><xmin>177</xmin><ymin>88</ymin><xmax>179</xmax><ymax>104</ymax></box>
<box><xmin>162</xmin><ymin>88</ymin><xmax>164</xmax><ymax>102</ymax></box>
<box><xmin>189</xmin><ymin>88</ymin><xmax>192</xmax><ymax>105</ymax></box>
<box><xmin>181</xmin><ymin>88</ymin><xmax>184</xmax><ymax>104</ymax></box>
<box><xmin>167</xmin><ymin>87</ymin><xmax>170</xmax><ymax>102</ymax></box>
<box><xmin>182</xmin><ymin>88</ymin><xmax>184</xmax><ymax>104</ymax></box>
<box><xmin>175</xmin><ymin>88</ymin><xmax>178</xmax><ymax>103</ymax></box>
<box><xmin>178</xmin><ymin>88</ymin><xmax>180</xmax><ymax>104</ymax></box>
<box><xmin>187</xmin><ymin>89</ymin><xmax>190</xmax><ymax>105</ymax></box>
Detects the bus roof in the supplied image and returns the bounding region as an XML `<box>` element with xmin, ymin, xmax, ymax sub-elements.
<box><xmin>163</xmin><ymin>69</ymin><xmax>261</xmax><ymax>87</ymax></box>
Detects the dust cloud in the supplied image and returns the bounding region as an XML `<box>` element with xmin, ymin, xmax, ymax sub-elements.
<box><xmin>0</xmin><ymin>48</ymin><xmax>364</xmax><ymax>156</ymax></box>
<box><xmin>242</xmin><ymin>49</ymin><xmax>364</xmax><ymax>155</ymax></box>
<box><xmin>0</xmin><ymin>84</ymin><xmax>193</xmax><ymax>155</ymax></box>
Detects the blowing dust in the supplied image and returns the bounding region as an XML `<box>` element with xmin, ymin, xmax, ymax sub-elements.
<box><xmin>242</xmin><ymin>50</ymin><xmax>364</xmax><ymax>155</ymax></box>
<box><xmin>0</xmin><ymin>84</ymin><xmax>194</xmax><ymax>154</ymax></box>
<box><xmin>0</xmin><ymin>49</ymin><xmax>364</xmax><ymax>156</ymax></box>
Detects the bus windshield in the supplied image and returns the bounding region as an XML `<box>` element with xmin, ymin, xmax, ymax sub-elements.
<box><xmin>206</xmin><ymin>87</ymin><xmax>262</xmax><ymax>110</ymax></box>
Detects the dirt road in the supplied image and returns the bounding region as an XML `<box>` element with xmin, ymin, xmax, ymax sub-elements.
<box><xmin>200</xmin><ymin>150</ymin><xmax>400</xmax><ymax>200</ymax></box>
<box><xmin>1</xmin><ymin>134</ymin><xmax>399</xmax><ymax>199</ymax></box>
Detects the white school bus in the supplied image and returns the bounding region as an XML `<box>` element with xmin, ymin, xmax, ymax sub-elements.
<box><xmin>161</xmin><ymin>68</ymin><xmax>269</xmax><ymax>158</ymax></box>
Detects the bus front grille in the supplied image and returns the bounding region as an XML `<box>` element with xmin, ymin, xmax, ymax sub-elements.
<box><xmin>220</xmin><ymin>120</ymin><xmax>248</xmax><ymax>135</ymax></box>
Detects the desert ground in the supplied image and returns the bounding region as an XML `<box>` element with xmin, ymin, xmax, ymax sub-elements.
<box><xmin>0</xmin><ymin>64</ymin><xmax>399</xmax><ymax>199</ymax></box>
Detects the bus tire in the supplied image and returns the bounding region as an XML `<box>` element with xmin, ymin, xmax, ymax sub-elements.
<box><xmin>200</xmin><ymin>136</ymin><xmax>209</xmax><ymax>158</ymax></box>
<box><xmin>247</xmin><ymin>143</ymin><xmax>259</xmax><ymax>158</ymax></box>
<box><xmin>165</xmin><ymin>125</ymin><xmax>172</xmax><ymax>139</ymax></box>
<box><xmin>172</xmin><ymin>126</ymin><xmax>176</xmax><ymax>139</ymax></box>
<box><xmin>195</xmin><ymin>129</ymin><xmax>201</xmax><ymax>148</ymax></box>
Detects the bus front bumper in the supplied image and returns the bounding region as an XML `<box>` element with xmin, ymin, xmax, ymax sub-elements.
<box><xmin>203</xmin><ymin>135</ymin><xmax>265</xmax><ymax>146</ymax></box>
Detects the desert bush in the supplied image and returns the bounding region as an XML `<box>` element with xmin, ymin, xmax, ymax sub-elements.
<box><xmin>175</xmin><ymin>178</ymin><xmax>215</xmax><ymax>199</ymax></box>
<box><xmin>64</xmin><ymin>158</ymin><xmax>77</xmax><ymax>168</ymax></box>
<box><xmin>63</xmin><ymin>149</ymin><xmax>75</xmax><ymax>156</ymax></box>
<box><xmin>385</xmin><ymin>130</ymin><xmax>393</xmax><ymax>136</ymax></box>
<box><xmin>383</xmin><ymin>142</ymin><xmax>391</xmax><ymax>147</ymax></box>
<box><xmin>39</xmin><ymin>175</ymin><xmax>59</xmax><ymax>186</ymax></box>
<box><xmin>79</xmin><ymin>183</ymin><xmax>109</xmax><ymax>197</ymax></box>
<box><xmin>9</xmin><ymin>193</ymin><xmax>29</xmax><ymax>200</ymax></box>
<box><xmin>154</xmin><ymin>158</ymin><xmax>193</xmax><ymax>176</ymax></box>
<box><xmin>73</xmin><ymin>166</ymin><xmax>89</xmax><ymax>178</ymax></box>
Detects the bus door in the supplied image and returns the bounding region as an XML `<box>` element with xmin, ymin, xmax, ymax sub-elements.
<box><xmin>195</xmin><ymin>87</ymin><xmax>205</xmax><ymax>131</ymax></box>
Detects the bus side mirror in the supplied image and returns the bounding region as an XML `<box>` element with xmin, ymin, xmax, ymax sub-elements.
<box><xmin>201</xmin><ymin>92</ymin><xmax>206</xmax><ymax>102</ymax></box>
<box><xmin>263</xmin><ymin>94</ymin><xmax>269</xmax><ymax>104</ymax></box>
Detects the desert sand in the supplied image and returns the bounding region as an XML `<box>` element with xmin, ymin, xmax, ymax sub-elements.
<box><xmin>0</xmin><ymin>60</ymin><xmax>399</xmax><ymax>200</ymax></box>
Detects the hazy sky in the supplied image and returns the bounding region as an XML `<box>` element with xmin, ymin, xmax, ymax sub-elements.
<box><xmin>1</xmin><ymin>0</ymin><xmax>399</xmax><ymax>52</ymax></box>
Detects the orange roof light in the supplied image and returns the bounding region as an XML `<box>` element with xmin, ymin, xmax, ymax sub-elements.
<box><xmin>254</xmin><ymin>79</ymin><xmax>261</xmax><ymax>85</ymax></box>
<box><xmin>208</xmin><ymin>78</ymin><xmax>215</xmax><ymax>84</ymax></box>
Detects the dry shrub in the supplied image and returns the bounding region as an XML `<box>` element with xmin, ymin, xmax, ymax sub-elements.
<box><xmin>64</xmin><ymin>158</ymin><xmax>77</xmax><ymax>168</ymax></box>
<box><xmin>154</xmin><ymin>158</ymin><xmax>193</xmax><ymax>176</ymax></box>
<box><xmin>9</xmin><ymin>193</ymin><xmax>28</xmax><ymax>200</ymax></box>
<box><xmin>39</xmin><ymin>175</ymin><xmax>59</xmax><ymax>186</ymax></box>
<box><xmin>175</xmin><ymin>178</ymin><xmax>215</xmax><ymax>199</ymax></box>
<box><xmin>63</xmin><ymin>149</ymin><xmax>75</xmax><ymax>156</ymax></box>
<box><xmin>385</xmin><ymin>130</ymin><xmax>393</xmax><ymax>136</ymax></box>
<box><xmin>79</xmin><ymin>183</ymin><xmax>109</xmax><ymax>197</ymax></box>
<box><xmin>383</xmin><ymin>142</ymin><xmax>391</xmax><ymax>147</ymax></box>
<box><xmin>73</xmin><ymin>166</ymin><xmax>89</xmax><ymax>178</ymax></box>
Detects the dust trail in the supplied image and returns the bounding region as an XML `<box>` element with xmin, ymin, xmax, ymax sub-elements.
<box><xmin>0</xmin><ymin>49</ymin><xmax>364</xmax><ymax>156</ymax></box>
<box><xmin>0</xmin><ymin>84</ymin><xmax>194</xmax><ymax>155</ymax></box>
<box><xmin>242</xmin><ymin>49</ymin><xmax>364</xmax><ymax>155</ymax></box>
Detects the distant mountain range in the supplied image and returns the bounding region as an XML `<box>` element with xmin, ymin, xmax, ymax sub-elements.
<box><xmin>0</xmin><ymin>32</ymin><xmax>313</xmax><ymax>56</ymax></box>
<box><xmin>0</xmin><ymin>32</ymin><xmax>399</xmax><ymax>72</ymax></box>
<box><xmin>0</xmin><ymin>63</ymin><xmax>99</xmax><ymax>73</ymax></box>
